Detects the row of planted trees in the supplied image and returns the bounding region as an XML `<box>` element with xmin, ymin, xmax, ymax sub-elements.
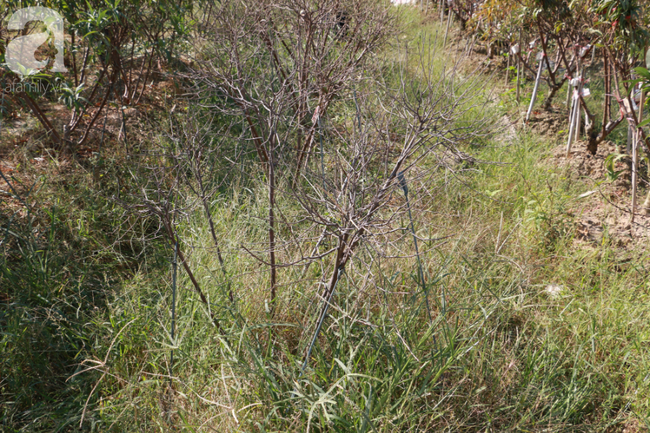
<box><xmin>438</xmin><ymin>0</ymin><xmax>650</xmax><ymax>218</ymax></box>
<box><xmin>445</xmin><ymin>0</ymin><xmax>647</xmax><ymax>152</ymax></box>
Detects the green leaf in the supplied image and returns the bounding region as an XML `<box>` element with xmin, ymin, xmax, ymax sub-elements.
<box><xmin>634</xmin><ymin>67</ymin><xmax>650</xmax><ymax>80</ymax></box>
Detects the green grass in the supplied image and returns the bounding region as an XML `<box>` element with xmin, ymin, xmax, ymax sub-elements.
<box><xmin>78</xmin><ymin>129</ymin><xmax>650</xmax><ymax>431</ymax></box>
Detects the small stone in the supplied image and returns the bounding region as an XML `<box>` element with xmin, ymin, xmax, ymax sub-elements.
<box><xmin>545</xmin><ymin>284</ymin><xmax>563</xmax><ymax>298</ymax></box>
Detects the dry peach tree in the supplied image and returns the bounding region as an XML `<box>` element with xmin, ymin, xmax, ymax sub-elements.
<box><xmin>184</xmin><ymin>0</ymin><xmax>396</xmax><ymax>309</ymax></box>
<box><xmin>107</xmin><ymin>2</ymin><xmax>498</xmax><ymax>427</ymax></box>
<box><xmin>129</xmin><ymin>0</ymin><xmax>494</xmax><ymax>371</ymax></box>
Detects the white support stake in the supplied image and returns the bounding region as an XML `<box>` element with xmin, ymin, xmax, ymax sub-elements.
<box><xmin>516</xmin><ymin>32</ymin><xmax>521</xmax><ymax>103</ymax></box>
<box><xmin>574</xmin><ymin>64</ymin><xmax>583</xmax><ymax>142</ymax></box>
<box><xmin>574</xmin><ymin>97</ymin><xmax>581</xmax><ymax>142</ymax></box>
<box><xmin>566</xmin><ymin>92</ymin><xmax>578</xmax><ymax>157</ymax></box>
<box><xmin>443</xmin><ymin>5</ymin><xmax>452</xmax><ymax>49</ymax></box>
<box><xmin>526</xmin><ymin>56</ymin><xmax>544</xmax><ymax>122</ymax></box>
<box><xmin>627</xmin><ymin>124</ymin><xmax>633</xmax><ymax>154</ymax></box>
<box><xmin>631</xmin><ymin>128</ymin><xmax>638</xmax><ymax>226</ymax></box>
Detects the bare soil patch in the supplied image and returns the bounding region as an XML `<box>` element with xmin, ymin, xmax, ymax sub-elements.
<box><xmin>551</xmin><ymin>140</ymin><xmax>650</xmax><ymax>252</ymax></box>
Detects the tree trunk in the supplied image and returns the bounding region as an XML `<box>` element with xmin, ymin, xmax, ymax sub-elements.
<box><xmin>542</xmin><ymin>84</ymin><xmax>561</xmax><ymax>110</ymax></box>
